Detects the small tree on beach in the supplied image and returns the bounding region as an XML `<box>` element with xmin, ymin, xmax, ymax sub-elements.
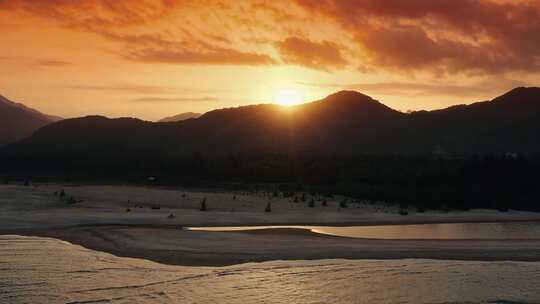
<box><xmin>200</xmin><ymin>198</ymin><xmax>207</xmax><ymax>211</ymax></box>
<box><xmin>60</xmin><ymin>189</ymin><xmax>66</xmax><ymax>198</ymax></box>
<box><xmin>339</xmin><ymin>199</ymin><xmax>348</xmax><ymax>208</ymax></box>
<box><xmin>265</xmin><ymin>202</ymin><xmax>272</xmax><ymax>212</ymax></box>
<box><xmin>322</xmin><ymin>199</ymin><xmax>328</xmax><ymax>207</ymax></box>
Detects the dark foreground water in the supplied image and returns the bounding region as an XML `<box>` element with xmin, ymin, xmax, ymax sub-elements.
<box><xmin>187</xmin><ymin>221</ymin><xmax>540</xmax><ymax>239</ymax></box>
<box><xmin>1</xmin><ymin>235</ymin><xmax>540</xmax><ymax>304</ymax></box>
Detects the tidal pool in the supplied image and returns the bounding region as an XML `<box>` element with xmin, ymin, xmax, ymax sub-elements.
<box><xmin>186</xmin><ymin>221</ymin><xmax>540</xmax><ymax>239</ymax></box>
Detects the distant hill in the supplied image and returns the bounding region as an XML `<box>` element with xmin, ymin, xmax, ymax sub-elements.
<box><xmin>158</xmin><ymin>112</ymin><xmax>201</xmax><ymax>122</ymax></box>
<box><xmin>3</xmin><ymin>87</ymin><xmax>540</xmax><ymax>159</ymax></box>
<box><xmin>0</xmin><ymin>95</ymin><xmax>61</xmax><ymax>146</ymax></box>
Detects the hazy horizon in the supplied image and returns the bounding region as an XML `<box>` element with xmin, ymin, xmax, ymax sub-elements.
<box><xmin>1</xmin><ymin>86</ymin><xmax>535</xmax><ymax>121</ymax></box>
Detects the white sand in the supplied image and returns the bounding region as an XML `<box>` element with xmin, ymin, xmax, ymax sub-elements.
<box><xmin>2</xmin><ymin>183</ymin><xmax>540</xmax><ymax>265</ymax></box>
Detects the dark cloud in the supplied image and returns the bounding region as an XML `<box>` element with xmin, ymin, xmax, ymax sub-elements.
<box><xmin>295</xmin><ymin>0</ymin><xmax>540</xmax><ymax>75</ymax></box>
<box><xmin>276</xmin><ymin>37</ymin><xmax>347</xmax><ymax>71</ymax></box>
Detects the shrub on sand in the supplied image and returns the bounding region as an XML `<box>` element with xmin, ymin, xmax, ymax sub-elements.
<box><xmin>200</xmin><ymin>198</ymin><xmax>207</xmax><ymax>211</ymax></box>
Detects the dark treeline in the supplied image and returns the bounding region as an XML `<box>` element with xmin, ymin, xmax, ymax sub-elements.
<box><xmin>2</xmin><ymin>152</ymin><xmax>540</xmax><ymax>212</ymax></box>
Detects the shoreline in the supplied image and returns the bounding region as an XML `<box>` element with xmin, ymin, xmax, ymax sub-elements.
<box><xmin>4</xmin><ymin>222</ymin><xmax>540</xmax><ymax>266</ymax></box>
<box><xmin>2</xmin><ymin>183</ymin><xmax>540</xmax><ymax>266</ymax></box>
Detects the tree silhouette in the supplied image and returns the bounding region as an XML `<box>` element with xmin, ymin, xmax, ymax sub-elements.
<box><xmin>308</xmin><ymin>198</ymin><xmax>315</xmax><ymax>208</ymax></box>
<box><xmin>265</xmin><ymin>202</ymin><xmax>272</xmax><ymax>212</ymax></box>
<box><xmin>322</xmin><ymin>199</ymin><xmax>328</xmax><ymax>207</ymax></box>
<box><xmin>339</xmin><ymin>199</ymin><xmax>348</xmax><ymax>208</ymax></box>
<box><xmin>200</xmin><ymin>198</ymin><xmax>207</xmax><ymax>211</ymax></box>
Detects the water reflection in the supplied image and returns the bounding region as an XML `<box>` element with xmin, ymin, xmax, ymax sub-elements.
<box><xmin>187</xmin><ymin>221</ymin><xmax>540</xmax><ymax>239</ymax></box>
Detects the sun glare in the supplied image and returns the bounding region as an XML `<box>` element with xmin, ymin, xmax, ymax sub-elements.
<box><xmin>274</xmin><ymin>87</ymin><xmax>305</xmax><ymax>106</ymax></box>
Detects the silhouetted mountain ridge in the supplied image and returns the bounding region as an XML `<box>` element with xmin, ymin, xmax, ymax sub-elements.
<box><xmin>4</xmin><ymin>88</ymin><xmax>540</xmax><ymax>158</ymax></box>
<box><xmin>158</xmin><ymin>112</ymin><xmax>201</xmax><ymax>122</ymax></box>
<box><xmin>0</xmin><ymin>95</ymin><xmax>61</xmax><ymax>146</ymax></box>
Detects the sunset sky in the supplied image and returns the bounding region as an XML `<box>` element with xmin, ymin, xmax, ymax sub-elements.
<box><xmin>1</xmin><ymin>0</ymin><xmax>540</xmax><ymax>121</ymax></box>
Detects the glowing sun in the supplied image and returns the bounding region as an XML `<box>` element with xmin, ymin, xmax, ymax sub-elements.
<box><xmin>274</xmin><ymin>87</ymin><xmax>305</xmax><ymax>106</ymax></box>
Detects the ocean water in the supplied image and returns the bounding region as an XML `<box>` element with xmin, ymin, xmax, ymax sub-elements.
<box><xmin>1</xmin><ymin>235</ymin><xmax>540</xmax><ymax>304</ymax></box>
<box><xmin>187</xmin><ymin>221</ymin><xmax>540</xmax><ymax>239</ymax></box>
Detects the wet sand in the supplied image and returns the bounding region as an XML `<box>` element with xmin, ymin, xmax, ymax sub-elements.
<box><xmin>2</xmin><ymin>184</ymin><xmax>540</xmax><ymax>266</ymax></box>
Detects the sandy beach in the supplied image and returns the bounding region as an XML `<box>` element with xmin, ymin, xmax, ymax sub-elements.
<box><xmin>2</xmin><ymin>183</ymin><xmax>540</xmax><ymax>266</ymax></box>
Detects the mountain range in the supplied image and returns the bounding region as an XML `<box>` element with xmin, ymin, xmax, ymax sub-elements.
<box><xmin>158</xmin><ymin>112</ymin><xmax>201</xmax><ymax>122</ymax></box>
<box><xmin>0</xmin><ymin>95</ymin><xmax>61</xmax><ymax>146</ymax></box>
<box><xmin>2</xmin><ymin>87</ymin><xmax>540</xmax><ymax>161</ymax></box>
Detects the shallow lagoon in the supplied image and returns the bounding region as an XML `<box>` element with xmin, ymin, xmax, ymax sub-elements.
<box><xmin>187</xmin><ymin>221</ymin><xmax>540</xmax><ymax>239</ymax></box>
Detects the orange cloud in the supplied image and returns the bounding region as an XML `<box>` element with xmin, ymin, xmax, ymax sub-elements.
<box><xmin>2</xmin><ymin>0</ymin><xmax>540</xmax><ymax>75</ymax></box>
<box><xmin>1</xmin><ymin>0</ymin><xmax>276</xmax><ymax>66</ymax></box>
<box><xmin>0</xmin><ymin>0</ymin><xmax>184</xmax><ymax>28</ymax></box>
<box><xmin>127</xmin><ymin>47</ymin><xmax>276</xmax><ymax>65</ymax></box>
<box><xmin>276</xmin><ymin>37</ymin><xmax>347</xmax><ymax>71</ymax></box>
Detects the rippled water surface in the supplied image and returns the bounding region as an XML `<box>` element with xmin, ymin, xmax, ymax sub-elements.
<box><xmin>188</xmin><ymin>221</ymin><xmax>540</xmax><ymax>239</ymax></box>
<box><xmin>1</xmin><ymin>235</ymin><xmax>540</xmax><ymax>304</ymax></box>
